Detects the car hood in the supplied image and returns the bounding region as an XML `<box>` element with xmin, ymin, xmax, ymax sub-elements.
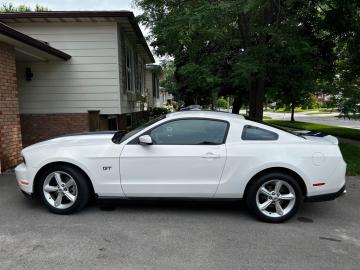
<box><xmin>23</xmin><ymin>131</ymin><xmax>117</xmax><ymax>153</ymax></box>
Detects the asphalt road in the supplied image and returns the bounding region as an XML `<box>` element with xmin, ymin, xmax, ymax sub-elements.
<box><xmin>264</xmin><ymin>111</ymin><xmax>360</xmax><ymax>129</ymax></box>
<box><xmin>0</xmin><ymin>173</ymin><xmax>359</xmax><ymax>270</ymax></box>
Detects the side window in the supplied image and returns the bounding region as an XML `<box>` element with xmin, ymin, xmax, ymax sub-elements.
<box><xmin>241</xmin><ymin>125</ymin><xmax>278</xmax><ymax>141</ymax></box>
<box><xmin>149</xmin><ymin>119</ymin><xmax>228</xmax><ymax>145</ymax></box>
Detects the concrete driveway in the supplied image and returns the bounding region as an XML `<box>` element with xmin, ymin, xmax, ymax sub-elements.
<box><xmin>0</xmin><ymin>173</ymin><xmax>359</xmax><ymax>270</ymax></box>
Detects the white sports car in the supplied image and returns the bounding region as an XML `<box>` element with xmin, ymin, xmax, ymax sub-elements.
<box><xmin>15</xmin><ymin>111</ymin><xmax>346</xmax><ymax>222</ymax></box>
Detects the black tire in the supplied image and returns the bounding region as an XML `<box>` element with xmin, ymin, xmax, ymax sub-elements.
<box><xmin>245</xmin><ymin>172</ymin><xmax>302</xmax><ymax>223</ymax></box>
<box><xmin>37</xmin><ymin>164</ymin><xmax>91</xmax><ymax>215</ymax></box>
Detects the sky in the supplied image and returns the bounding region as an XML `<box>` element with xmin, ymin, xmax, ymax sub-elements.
<box><xmin>0</xmin><ymin>0</ymin><xmax>140</xmax><ymax>13</ymax></box>
<box><xmin>0</xmin><ymin>0</ymin><xmax>163</xmax><ymax>61</ymax></box>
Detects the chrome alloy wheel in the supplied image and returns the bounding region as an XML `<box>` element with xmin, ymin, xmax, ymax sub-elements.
<box><xmin>255</xmin><ymin>179</ymin><xmax>296</xmax><ymax>218</ymax></box>
<box><xmin>43</xmin><ymin>171</ymin><xmax>78</xmax><ymax>209</ymax></box>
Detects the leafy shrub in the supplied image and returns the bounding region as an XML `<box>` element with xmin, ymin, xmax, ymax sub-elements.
<box><xmin>152</xmin><ymin>107</ymin><xmax>171</xmax><ymax>117</ymax></box>
<box><xmin>301</xmin><ymin>95</ymin><xmax>320</xmax><ymax>110</ymax></box>
<box><xmin>217</xmin><ymin>97</ymin><xmax>228</xmax><ymax>109</ymax></box>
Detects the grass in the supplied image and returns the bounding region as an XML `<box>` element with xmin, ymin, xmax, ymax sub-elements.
<box><xmin>266</xmin><ymin>120</ymin><xmax>360</xmax><ymax>141</ymax></box>
<box><xmin>242</xmin><ymin>114</ymin><xmax>272</xmax><ymax>120</ymax></box>
<box><xmin>339</xmin><ymin>143</ymin><xmax>360</xmax><ymax>175</ymax></box>
<box><xmin>306</xmin><ymin>111</ymin><xmax>334</xmax><ymax>115</ymax></box>
<box><xmin>266</xmin><ymin>107</ymin><xmax>337</xmax><ymax>113</ymax></box>
<box><xmin>274</xmin><ymin>108</ymin><xmax>316</xmax><ymax>113</ymax></box>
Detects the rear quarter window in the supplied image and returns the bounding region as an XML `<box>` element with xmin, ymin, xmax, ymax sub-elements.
<box><xmin>241</xmin><ymin>125</ymin><xmax>279</xmax><ymax>141</ymax></box>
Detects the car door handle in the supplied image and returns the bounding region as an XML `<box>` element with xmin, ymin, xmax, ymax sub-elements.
<box><xmin>201</xmin><ymin>152</ymin><xmax>221</xmax><ymax>159</ymax></box>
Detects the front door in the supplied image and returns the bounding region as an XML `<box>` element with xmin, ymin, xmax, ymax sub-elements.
<box><xmin>120</xmin><ymin>118</ymin><xmax>229</xmax><ymax>197</ymax></box>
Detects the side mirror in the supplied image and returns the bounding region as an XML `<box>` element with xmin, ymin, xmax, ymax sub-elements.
<box><xmin>139</xmin><ymin>135</ymin><xmax>153</xmax><ymax>145</ymax></box>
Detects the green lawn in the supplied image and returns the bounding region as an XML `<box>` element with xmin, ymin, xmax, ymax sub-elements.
<box><xmin>339</xmin><ymin>143</ymin><xmax>360</xmax><ymax>175</ymax></box>
<box><xmin>267</xmin><ymin>107</ymin><xmax>336</xmax><ymax>113</ymax></box>
<box><xmin>273</xmin><ymin>107</ymin><xmax>317</xmax><ymax>113</ymax></box>
<box><xmin>306</xmin><ymin>111</ymin><xmax>334</xmax><ymax>115</ymax></box>
<box><xmin>266</xmin><ymin>120</ymin><xmax>360</xmax><ymax>141</ymax></box>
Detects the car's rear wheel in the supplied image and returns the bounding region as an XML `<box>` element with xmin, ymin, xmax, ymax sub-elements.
<box><xmin>246</xmin><ymin>172</ymin><xmax>302</xmax><ymax>222</ymax></box>
<box><xmin>37</xmin><ymin>165</ymin><xmax>90</xmax><ymax>214</ymax></box>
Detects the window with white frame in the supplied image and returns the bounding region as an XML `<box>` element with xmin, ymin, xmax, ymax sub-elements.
<box><xmin>141</xmin><ymin>62</ymin><xmax>145</xmax><ymax>95</ymax></box>
<box><xmin>137</xmin><ymin>58</ymin><xmax>145</xmax><ymax>95</ymax></box>
<box><xmin>152</xmin><ymin>73</ymin><xmax>157</xmax><ymax>97</ymax></box>
<box><xmin>125</xmin><ymin>44</ymin><xmax>134</xmax><ymax>92</ymax></box>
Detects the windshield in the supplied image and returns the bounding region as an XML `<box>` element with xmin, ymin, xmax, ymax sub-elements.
<box><xmin>119</xmin><ymin>115</ymin><xmax>166</xmax><ymax>143</ymax></box>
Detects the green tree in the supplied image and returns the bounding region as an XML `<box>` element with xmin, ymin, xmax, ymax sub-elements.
<box><xmin>159</xmin><ymin>59</ymin><xmax>182</xmax><ymax>107</ymax></box>
<box><xmin>135</xmin><ymin>0</ymin><xmax>230</xmax><ymax>108</ymax></box>
<box><xmin>264</xmin><ymin>9</ymin><xmax>324</xmax><ymax>121</ymax></box>
<box><xmin>318</xmin><ymin>0</ymin><xmax>360</xmax><ymax>117</ymax></box>
<box><xmin>0</xmin><ymin>3</ymin><xmax>50</xmax><ymax>12</ymax></box>
<box><xmin>136</xmin><ymin>0</ymin><xmax>358</xmax><ymax>120</ymax></box>
<box><xmin>159</xmin><ymin>60</ymin><xmax>176</xmax><ymax>95</ymax></box>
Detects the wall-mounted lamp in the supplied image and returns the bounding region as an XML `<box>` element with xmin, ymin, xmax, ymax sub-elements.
<box><xmin>25</xmin><ymin>67</ymin><xmax>33</xmax><ymax>81</ymax></box>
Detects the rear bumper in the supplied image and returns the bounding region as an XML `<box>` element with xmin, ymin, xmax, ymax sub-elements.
<box><xmin>305</xmin><ymin>185</ymin><xmax>346</xmax><ymax>202</ymax></box>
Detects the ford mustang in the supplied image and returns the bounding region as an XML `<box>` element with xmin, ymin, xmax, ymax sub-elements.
<box><xmin>15</xmin><ymin>111</ymin><xmax>346</xmax><ymax>222</ymax></box>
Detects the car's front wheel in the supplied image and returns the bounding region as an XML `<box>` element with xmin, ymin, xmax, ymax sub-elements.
<box><xmin>246</xmin><ymin>172</ymin><xmax>302</xmax><ymax>222</ymax></box>
<box><xmin>37</xmin><ymin>165</ymin><xmax>90</xmax><ymax>214</ymax></box>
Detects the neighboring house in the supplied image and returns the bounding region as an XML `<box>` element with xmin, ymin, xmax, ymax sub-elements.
<box><xmin>317</xmin><ymin>94</ymin><xmax>332</xmax><ymax>107</ymax></box>
<box><xmin>145</xmin><ymin>64</ymin><xmax>161</xmax><ymax>108</ymax></box>
<box><xmin>145</xmin><ymin>64</ymin><xmax>173</xmax><ymax>108</ymax></box>
<box><xmin>159</xmin><ymin>87</ymin><xmax>174</xmax><ymax>106</ymax></box>
<box><xmin>0</xmin><ymin>11</ymin><xmax>160</xmax><ymax>172</ymax></box>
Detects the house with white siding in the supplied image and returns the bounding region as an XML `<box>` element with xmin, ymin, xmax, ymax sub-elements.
<box><xmin>0</xmin><ymin>11</ymin><xmax>162</xmax><ymax>172</ymax></box>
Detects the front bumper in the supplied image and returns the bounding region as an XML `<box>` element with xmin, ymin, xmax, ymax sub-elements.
<box><xmin>15</xmin><ymin>162</ymin><xmax>34</xmax><ymax>195</ymax></box>
<box><xmin>21</xmin><ymin>190</ymin><xmax>36</xmax><ymax>199</ymax></box>
<box><xmin>305</xmin><ymin>185</ymin><xmax>346</xmax><ymax>202</ymax></box>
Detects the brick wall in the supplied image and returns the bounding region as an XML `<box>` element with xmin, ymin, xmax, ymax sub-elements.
<box><xmin>20</xmin><ymin>113</ymin><xmax>90</xmax><ymax>146</ymax></box>
<box><xmin>0</xmin><ymin>42</ymin><xmax>23</xmax><ymax>172</ymax></box>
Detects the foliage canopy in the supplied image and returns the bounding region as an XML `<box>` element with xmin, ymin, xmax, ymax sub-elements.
<box><xmin>136</xmin><ymin>0</ymin><xmax>360</xmax><ymax>120</ymax></box>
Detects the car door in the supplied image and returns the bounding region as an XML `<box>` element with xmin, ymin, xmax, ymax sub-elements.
<box><xmin>120</xmin><ymin>118</ymin><xmax>229</xmax><ymax>197</ymax></box>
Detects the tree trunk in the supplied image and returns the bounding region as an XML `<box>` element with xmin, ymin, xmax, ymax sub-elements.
<box><xmin>184</xmin><ymin>95</ymin><xmax>193</xmax><ymax>107</ymax></box>
<box><xmin>248</xmin><ymin>4</ymin><xmax>273</xmax><ymax>121</ymax></box>
<box><xmin>248</xmin><ymin>78</ymin><xmax>264</xmax><ymax>121</ymax></box>
<box><xmin>291</xmin><ymin>102</ymin><xmax>295</xmax><ymax>122</ymax></box>
<box><xmin>232</xmin><ymin>95</ymin><xmax>242</xmax><ymax>114</ymax></box>
<box><xmin>255</xmin><ymin>78</ymin><xmax>265</xmax><ymax>120</ymax></box>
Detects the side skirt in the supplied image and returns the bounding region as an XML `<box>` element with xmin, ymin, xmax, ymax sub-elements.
<box><xmin>95</xmin><ymin>195</ymin><xmax>242</xmax><ymax>204</ymax></box>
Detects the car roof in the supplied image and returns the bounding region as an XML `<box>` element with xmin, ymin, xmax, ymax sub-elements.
<box><xmin>166</xmin><ymin>110</ymin><xmax>245</xmax><ymax>121</ymax></box>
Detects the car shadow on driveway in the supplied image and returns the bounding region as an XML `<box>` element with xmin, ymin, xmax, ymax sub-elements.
<box><xmin>97</xmin><ymin>198</ymin><xmax>249</xmax><ymax>217</ymax></box>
